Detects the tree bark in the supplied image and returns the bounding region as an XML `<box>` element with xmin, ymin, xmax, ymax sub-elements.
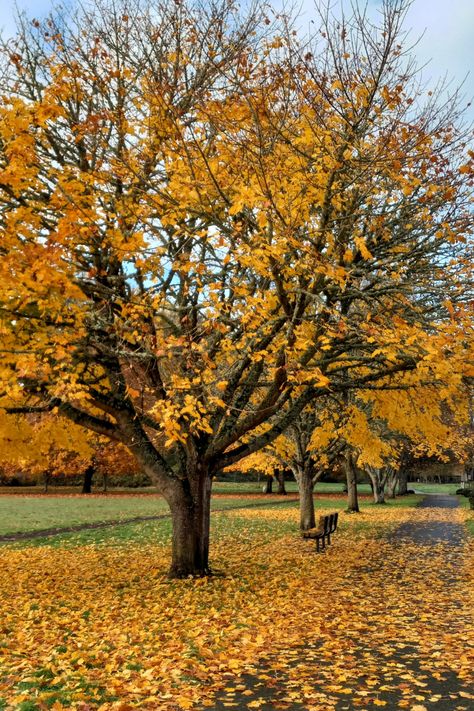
<box><xmin>275</xmin><ymin>469</ymin><xmax>287</xmax><ymax>495</ymax></box>
<box><xmin>398</xmin><ymin>467</ymin><xmax>408</xmax><ymax>495</ymax></box>
<box><xmin>344</xmin><ymin>453</ymin><xmax>359</xmax><ymax>512</ymax></box>
<box><xmin>168</xmin><ymin>472</ymin><xmax>212</xmax><ymax>578</ymax></box>
<box><xmin>82</xmin><ymin>465</ymin><xmax>94</xmax><ymax>494</ymax></box>
<box><xmin>367</xmin><ymin>467</ymin><xmax>386</xmax><ymax>504</ymax></box>
<box><xmin>293</xmin><ymin>463</ymin><xmax>316</xmax><ymax>530</ymax></box>
<box><xmin>44</xmin><ymin>471</ymin><xmax>50</xmax><ymax>493</ymax></box>
<box><xmin>386</xmin><ymin>468</ymin><xmax>398</xmax><ymax>499</ymax></box>
<box><xmin>263</xmin><ymin>475</ymin><xmax>273</xmax><ymax>494</ymax></box>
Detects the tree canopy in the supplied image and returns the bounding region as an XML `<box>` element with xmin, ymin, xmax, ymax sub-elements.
<box><xmin>0</xmin><ymin>0</ymin><xmax>472</xmax><ymax>575</ymax></box>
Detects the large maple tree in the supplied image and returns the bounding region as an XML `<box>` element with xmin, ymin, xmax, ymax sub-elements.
<box><xmin>0</xmin><ymin>0</ymin><xmax>472</xmax><ymax>575</ymax></box>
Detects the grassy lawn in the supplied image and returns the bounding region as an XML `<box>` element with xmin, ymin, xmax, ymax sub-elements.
<box><xmin>457</xmin><ymin>493</ymin><xmax>474</xmax><ymax>536</ymax></box>
<box><xmin>214</xmin><ymin>480</ymin><xmax>379</xmax><ymax>495</ymax></box>
<box><xmin>0</xmin><ymin>492</ymin><xmax>422</xmax><ymax>549</ymax></box>
<box><xmin>3</xmin><ymin>479</ymin><xmax>470</xmax><ymax>546</ymax></box>
<box><xmin>0</xmin><ymin>487</ymin><xmax>424</xmax><ymax>543</ymax></box>
<box><xmin>408</xmin><ymin>482</ymin><xmax>463</xmax><ymax>494</ymax></box>
<box><xmin>0</xmin><ymin>480</ymin><xmax>373</xmax><ymax>497</ymax></box>
<box><xmin>0</xmin><ymin>495</ymin><xmax>171</xmax><ymax>536</ymax></box>
<box><xmin>0</xmin><ymin>494</ymin><xmax>305</xmax><ymax>537</ymax></box>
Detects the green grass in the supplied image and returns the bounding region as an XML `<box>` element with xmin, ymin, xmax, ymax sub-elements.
<box><xmin>0</xmin><ymin>495</ymin><xmax>171</xmax><ymax>535</ymax></box>
<box><xmin>0</xmin><ymin>482</ymin><xmax>370</xmax><ymax>538</ymax></box>
<box><xmin>212</xmin><ymin>481</ymin><xmax>376</xmax><ymax>495</ymax></box>
<box><xmin>0</xmin><ymin>494</ymin><xmax>295</xmax><ymax>542</ymax></box>
<box><xmin>1</xmin><ymin>492</ymin><xmax>422</xmax><ymax>549</ymax></box>
<box><xmin>407</xmin><ymin>482</ymin><xmax>463</xmax><ymax>495</ymax></box>
<box><xmin>377</xmin><ymin>494</ymin><xmax>421</xmax><ymax>507</ymax></box>
<box><xmin>457</xmin><ymin>494</ymin><xmax>474</xmax><ymax>536</ymax></box>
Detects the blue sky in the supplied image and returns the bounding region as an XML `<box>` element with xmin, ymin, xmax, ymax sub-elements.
<box><xmin>1</xmin><ymin>0</ymin><xmax>473</xmax><ymax>108</ymax></box>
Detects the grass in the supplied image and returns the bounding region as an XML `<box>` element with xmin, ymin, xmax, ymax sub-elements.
<box><xmin>1</xmin><ymin>477</ymin><xmax>464</xmax><ymax>545</ymax></box>
<box><xmin>408</xmin><ymin>482</ymin><xmax>463</xmax><ymax>494</ymax></box>
<box><xmin>0</xmin><ymin>493</ymin><xmax>302</xmax><ymax>537</ymax></box>
<box><xmin>0</xmin><ymin>482</ymin><xmax>367</xmax><ymax>538</ymax></box>
<box><xmin>457</xmin><ymin>493</ymin><xmax>474</xmax><ymax>536</ymax></box>
<box><xmin>0</xmin><ymin>487</ymin><xmax>470</xmax><ymax>710</ymax></box>
<box><xmin>1</xmin><ymin>501</ymin><xmax>472</xmax><ymax>711</ymax></box>
<box><xmin>0</xmin><ymin>495</ymin><xmax>171</xmax><ymax>535</ymax></box>
<box><xmin>0</xmin><ymin>492</ymin><xmax>423</xmax><ymax>549</ymax></box>
<box><xmin>0</xmin><ymin>480</ymin><xmax>365</xmax><ymax>496</ymax></box>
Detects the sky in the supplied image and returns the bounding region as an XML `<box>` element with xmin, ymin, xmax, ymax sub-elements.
<box><xmin>1</xmin><ymin>0</ymin><xmax>473</xmax><ymax>109</ymax></box>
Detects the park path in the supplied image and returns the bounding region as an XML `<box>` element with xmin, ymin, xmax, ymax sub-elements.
<box><xmin>206</xmin><ymin>495</ymin><xmax>474</xmax><ymax>711</ymax></box>
<box><xmin>396</xmin><ymin>493</ymin><xmax>466</xmax><ymax>544</ymax></box>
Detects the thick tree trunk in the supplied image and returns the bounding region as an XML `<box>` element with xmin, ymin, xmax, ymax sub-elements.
<box><xmin>102</xmin><ymin>472</ymin><xmax>108</xmax><ymax>493</ymax></box>
<box><xmin>344</xmin><ymin>454</ymin><xmax>359</xmax><ymax>512</ymax></box>
<box><xmin>386</xmin><ymin>468</ymin><xmax>398</xmax><ymax>499</ymax></box>
<box><xmin>373</xmin><ymin>478</ymin><xmax>386</xmax><ymax>504</ymax></box>
<box><xmin>82</xmin><ymin>465</ymin><xmax>94</xmax><ymax>494</ymax></box>
<box><xmin>275</xmin><ymin>469</ymin><xmax>287</xmax><ymax>495</ymax></box>
<box><xmin>168</xmin><ymin>473</ymin><xmax>212</xmax><ymax>578</ymax></box>
<box><xmin>398</xmin><ymin>467</ymin><xmax>408</xmax><ymax>495</ymax></box>
<box><xmin>294</xmin><ymin>464</ymin><xmax>316</xmax><ymax>530</ymax></box>
<box><xmin>367</xmin><ymin>467</ymin><xmax>386</xmax><ymax>504</ymax></box>
<box><xmin>44</xmin><ymin>471</ymin><xmax>50</xmax><ymax>493</ymax></box>
<box><xmin>263</xmin><ymin>475</ymin><xmax>273</xmax><ymax>494</ymax></box>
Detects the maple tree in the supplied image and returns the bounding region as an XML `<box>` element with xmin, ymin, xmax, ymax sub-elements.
<box><xmin>0</xmin><ymin>412</ymin><xmax>92</xmax><ymax>489</ymax></box>
<box><xmin>237</xmin><ymin>407</ymin><xmax>339</xmax><ymax>528</ymax></box>
<box><xmin>0</xmin><ymin>411</ymin><xmax>139</xmax><ymax>492</ymax></box>
<box><xmin>0</xmin><ymin>0</ymin><xmax>472</xmax><ymax>575</ymax></box>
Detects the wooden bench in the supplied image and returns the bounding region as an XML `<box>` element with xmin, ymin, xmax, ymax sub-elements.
<box><xmin>302</xmin><ymin>512</ymin><xmax>339</xmax><ymax>552</ymax></box>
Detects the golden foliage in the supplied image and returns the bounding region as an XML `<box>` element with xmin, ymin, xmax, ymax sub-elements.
<box><xmin>0</xmin><ymin>505</ymin><xmax>472</xmax><ymax>709</ymax></box>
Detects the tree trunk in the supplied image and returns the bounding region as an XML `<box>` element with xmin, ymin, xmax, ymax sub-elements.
<box><xmin>44</xmin><ymin>471</ymin><xmax>50</xmax><ymax>493</ymax></box>
<box><xmin>294</xmin><ymin>464</ymin><xmax>316</xmax><ymax>530</ymax></box>
<box><xmin>103</xmin><ymin>472</ymin><xmax>108</xmax><ymax>493</ymax></box>
<box><xmin>275</xmin><ymin>469</ymin><xmax>287</xmax><ymax>495</ymax></box>
<box><xmin>168</xmin><ymin>473</ymin><xmax>212</xmax><ymax>578</ymax></box>
<box><xmin>344</xmin><ymin>453</ymin><xmax>359</xmax><ymax>513</ymax></box>
<box><xmin>82</xmin><ymin>465</ymin><xmax>94</xmax><ymax>494</ymax></box>
<box><xmin>373</xmin><ymin>478</ymin><xmax>385</xmax><ymax>504</ymax></box>
<box><xmin>263</xmin><ymin>475</ymin><xmax>273</xmax><ymax>494</ymax></box>
<box><xmin>367</xmin><ymin>467</ymin><xmax>386</xmax><ymax>504</ymax></box>
<box><xmin>398</xmin><ymin>468</ymin><xmax>408</xmax><ymax>495</ymax></box>
<box><xmin>386</xmin><ymin>468</ymin><xmax>398</xmax><ymax>499</ymax></box>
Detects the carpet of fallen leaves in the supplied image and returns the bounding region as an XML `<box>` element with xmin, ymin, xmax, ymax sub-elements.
<box><xmin>0</xmin><ymin>505</ymin><xmax>473</xmax><ymax>710</ymax></box>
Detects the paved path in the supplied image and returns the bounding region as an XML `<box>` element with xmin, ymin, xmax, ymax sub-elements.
<box><xmin>204</xmin><ymin>495</ymin><xmax>472</xmax><ymax>711</ymax></box>
<box><xmin>394</xmin><ymin>493</ymin><xmax>466</xmax><ymax>545</ymax></box>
